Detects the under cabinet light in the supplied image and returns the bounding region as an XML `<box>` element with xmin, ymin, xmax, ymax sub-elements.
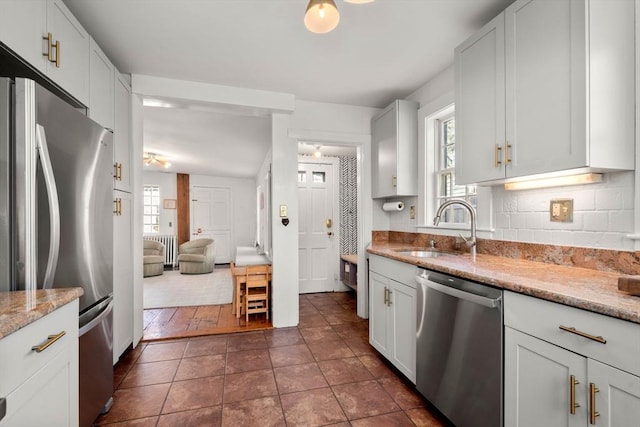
<box><xmin>504</xmin><ymin>173</ymin><xmax>603</xmax><ymax>191</ymax></box>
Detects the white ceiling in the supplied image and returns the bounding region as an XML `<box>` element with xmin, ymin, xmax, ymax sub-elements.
<box><xmin>64</xmin><ymin>0</ymin><xmax>514</xmax><ymax>177</ymax></box>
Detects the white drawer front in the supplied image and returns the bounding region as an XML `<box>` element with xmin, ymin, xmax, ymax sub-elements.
<box><xmin>504</xmin><ymin>291</ymin><xmax>640</xmax><ymax>376</ymax></box>
<box><xmin>369</xmin><ymin>254</ymin><xmax>417</xmax><ymax>288</ymax></box>
<box><xmin>0</xmin><ymin>300</ymin><xmax>78</xmax><ymax>396</ymax></box>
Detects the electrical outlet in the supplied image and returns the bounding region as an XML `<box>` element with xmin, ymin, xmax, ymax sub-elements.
<box><xmin>280</xmin><ymin>205</ymin><xmax>287</xmax><ymax>217</ymax></box>
<box><xmin>550</xmin><ymin>199</ymin><xmax>573</xmax><ymax>222</ymax></box>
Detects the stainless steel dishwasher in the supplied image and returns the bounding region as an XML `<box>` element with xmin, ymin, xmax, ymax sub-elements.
<box><xmin>416</xmin><ymin>269</ymin><xmax>503</xmax><ymax>427</ymax></box>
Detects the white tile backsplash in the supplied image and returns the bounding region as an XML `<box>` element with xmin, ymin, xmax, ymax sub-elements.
<box><xmin>382</xmin><ymin>172</ymin><xmax>635</xmax><ymax>251</ymax></box>
<box><xmin>492</xmin><ymin>171</ymin><xmax>635</xmax><ymax>250</ymax></box>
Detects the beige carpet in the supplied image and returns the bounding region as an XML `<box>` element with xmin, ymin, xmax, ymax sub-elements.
<box><xmin>143</xmin><ymin>268</ymin><xmax>233</xmax><ymax>309</ymax></box>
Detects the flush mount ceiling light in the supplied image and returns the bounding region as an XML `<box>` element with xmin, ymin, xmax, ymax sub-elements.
<box><xmin>304</xmin><ymin>0</ymin><xmax>375</xmax><ymax>34</ymax></box>
<box><xmin>504</xmin><ymin>173</ymin><xmax>603</xmax><ymax>191</ymax></box>
<box><xmin>143</xmin><ymin>152</ymin><xmax>171</xmax><ymax>169</ymax></box>
<box><xmin>304</xmin><ymin>0</ymin><xmax>340</xmax><ymax>34</ymax></box>
<box><xmin>313</xmin><ymin>145</ymin><xmax>322</xmax><ymax>158</ymax></box>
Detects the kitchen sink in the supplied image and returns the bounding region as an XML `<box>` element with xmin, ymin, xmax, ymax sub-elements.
<box><xmin>393</xmin><ymin>249</ymin><xmax>451</xmax><ymax>258</ymax></box>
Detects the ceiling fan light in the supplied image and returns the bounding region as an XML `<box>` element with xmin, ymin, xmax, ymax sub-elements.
<box><xmin>305</xmin><ymin>0</ymin><xmax>340</xmax><ymax>34</ymax></box>
<box><xmin>344</xmin><ymin>0</ymin><xmax>375</xmax><ymax>3</ymax></box>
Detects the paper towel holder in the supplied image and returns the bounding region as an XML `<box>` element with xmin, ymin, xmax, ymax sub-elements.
<box><xmin>382</xmin><ymin>201</ymin><xmax>405</xmax><ymax>212</ymax></box>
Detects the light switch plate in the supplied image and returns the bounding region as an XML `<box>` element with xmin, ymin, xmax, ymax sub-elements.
<box><xmin>550</xmin><ymin>199</ymin><xmax>573</xmax><ymax>222</ymax></box>
<box><xmin>410</xmin><ymin>206</ymin><xmax>416</xmax><ymax>220</ymax></box>
<box><xmin>279</xmin><ymin>205</ymin><xmax>287</xmax><ymax>217</ymax></box>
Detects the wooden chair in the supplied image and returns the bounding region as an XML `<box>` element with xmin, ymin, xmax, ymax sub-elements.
<box><xmin>243</xmin><ymin>264</ymin><xmax>270</xmax><ymax>323</ymax></box>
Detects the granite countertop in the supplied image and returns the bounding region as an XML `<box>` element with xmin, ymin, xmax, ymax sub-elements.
<box><xmin>368</xmin><ymin>242</ymin><xmax>640</xmax><ymax>324</ymax></box>
<box><xmin>0</xmin><ymin>288</ymin><xmax>83</xmax><ymax>339</ymax></box>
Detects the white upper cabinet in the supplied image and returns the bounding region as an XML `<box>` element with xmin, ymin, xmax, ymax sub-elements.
<box><xmin>113</xmin><ymin>73</ymin><xmax>132</xmax><ymax>193</ymax></box>
<box><xmin>455</xmin><ymin>13</ymin><xmax>506</xmax><ymax>185</ymax></box>
<box><xmin>372</xmin><ymin>99</ymin><xmax>419</xmax><ymax>199</ymax></box>
<box><xmin>0</xmin><ymin>1</ymin><xmax>48</xmax><ymax>74</ymax></box>
<box><xmin>456</xmin><ymin>0</ymin><xmax>635</xmax><ymax>185</ymax></box>
<box><xmin>0</xmin><ymin>0</ymin><xmax>90</xmax><ymax>106</ymax></box>
<box><xmin>89</xmin><ymin>37</ymin><xmax>114</xmax><ymax>129</ymax></box>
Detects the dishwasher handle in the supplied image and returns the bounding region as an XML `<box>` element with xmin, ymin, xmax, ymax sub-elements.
<box><xmin>417</xmin><ymin>275</ymin><xmax>501</xmax><ymax>309</ymax></box>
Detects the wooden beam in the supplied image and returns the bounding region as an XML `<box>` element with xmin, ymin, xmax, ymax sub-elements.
<box><xmin>177</xmin><ymin>173</ymin><xmax>190</xmax><ymax>246</ymax></box>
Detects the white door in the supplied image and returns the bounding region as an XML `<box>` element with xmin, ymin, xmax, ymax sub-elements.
<box><xmin>298</xmin><ymin>162</ymin><xmax>338</xmax><ymax>293</ymax></box>
<box><xmin>190</xmin><ymin>186</ymin><xmax>232</xmax><ymax>263</ymax></box>
<box><xmin>587</xmin><ymin>359</ymin><xmax>640</xmax><ymax>427</ymax></box>
<box><xmin>505</xmin><ymin>327</ymin><xmax>588</xmax><ymax>427</ymax></box>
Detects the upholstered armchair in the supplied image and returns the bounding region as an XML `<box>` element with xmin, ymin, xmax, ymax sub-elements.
<box><xmin>143</xmin><ymin>240</ymin><xmax>165</xmax><ymax>277</ymax></box>
<box><xmin>178</xmin><ymin>238</ymin><xmax>216</xmax><ymax>274</ymax></box>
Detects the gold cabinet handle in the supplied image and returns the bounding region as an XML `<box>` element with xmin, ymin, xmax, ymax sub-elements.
<box><xmin>387</xmin><ymin>289</ymin><xmax>392</xmax><ymax>306</ymax></box>
<box><xmin>391</xmin><ymin>175</ymin><xmax>397</xmax><ymax>188</ymax></box>
<box><xmin>53</xmin><ymin>39</ymin><xmax>60</xmax><ymax>67</ymax></box>
<box><xmin>495</xmin><ymin>144</ymin><xmax>502</xmax><ymax>167</ymax></box>
<box><xmin>505</xmin><ymin>142</ymin><xmax>512</xmax><ymax>165</ymax></box>
<box><xmin>559</xmin><ymin>325</ymin><xmax>606</xmax><ymax>344</ymax></box>
<box><xmin>43</xmin><ymin>33</ymin><xmax>53</xmax><ymax>62</ymax></box>
<box><xmin>570</xmin><ymin>375</ymin><xmax>580</xmax><ymax>414</ymax></box>
<box><xmin>42</xmin><ymin>33</ymin><xmax>60</xmax><ymax>67</ymax></box>
<box><xmin>114</xmin><ymin>198</ymin><xmax>122</xmax><ymax>216</ymax></box>
<box><xmin>116</xmin><ymin>163</ymin><xmax>123</xmax><ymax>181</ymax></box>
<box><xmin>383</xmin><ymin>287</ymin><xmax>389</xmax><ymax>305</ymax></box>
<box><xmin>114</xmin><ymin>163</ymin><xmax>119</xmax><ymax>179</ymax></box>
<box><xmin>32</xmin><ymin>331</ymin><xmax>66</xmax><ymax>353</ymax></box>
<box><xmin>589</xmin><ymin>383</ymin><xmax>600</xmax><ymax>424</ymax></box>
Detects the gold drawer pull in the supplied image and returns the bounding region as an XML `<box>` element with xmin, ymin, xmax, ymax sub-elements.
<box><xmin>32</xmin><ymin>331</ymin><xmax>66</xmax><ymax>353</ymax></box>
<box><xmin>495</xmin><ymin>143</ymin><xmax>502</xmax><ymax>167</ymax></box>
<box><xmin>559</xmin><ymin>325</ymin><xmax>606</xmax><ymax>344</ymax></box>
<box><xmin>589</xmin><ymin>383</ymin><xmax>600</xmax><ymax>424</ymax></box>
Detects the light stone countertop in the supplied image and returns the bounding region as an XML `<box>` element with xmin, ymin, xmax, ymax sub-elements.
<box><xmin>368</xmin><ymin>243</ymin><xmax>640</xmax><ymax>324</ymax></box>
<box><xmin>0</xmin><ymin>288</ymin><xmax>83</xmax><ymax>339</ymax></box>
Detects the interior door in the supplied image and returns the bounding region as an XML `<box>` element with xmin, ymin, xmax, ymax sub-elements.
<box><xmin>190</xmin><ymin>186</ymin><xmax>232</xmax><ymax>263</ymax></box>
<box><xmin>298</xmin><ymin>162</ymin><xmax>338</xmax><ymax>293</ymax></box>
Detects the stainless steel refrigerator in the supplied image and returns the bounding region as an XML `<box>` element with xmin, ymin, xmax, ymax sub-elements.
<box><xmin>0</xmin><ymin>77</ymin><xmax>114</xmax><ymax>427</ymax></box>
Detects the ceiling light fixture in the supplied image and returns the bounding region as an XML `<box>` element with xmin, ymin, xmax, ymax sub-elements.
<box><xmin>304</xmin><ymin>0</ymin><xmax>340</xmax><ymax>34</ymax></box>
<box><xmin>344</xmin><ymin>0</ymin><xmax>375</xmax><ymax>3</ymax></box>
<box><xmin>313</xmin><ymin>145</ymin><xmax>322</xmax><ymax>158</ymax></box>
<box><xmin>143</xmin><ymin>152</ymin><xmax>171</xmax><ymax>169</ymax></box>
<box><xmin>504</xmin><ymin>172</ymin><xmax>603</xmax><ymax>191</ymax></box>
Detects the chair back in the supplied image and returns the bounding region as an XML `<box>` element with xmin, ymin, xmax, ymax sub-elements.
<box><xmin>243</xmin><ymin>264</ymin><xmax>270</xmax><ymax>323</ymax></box>
<box><xmin>143</xmin><ymin>239</ymin><xmax>165</xmax><ymax>257</ymax></box>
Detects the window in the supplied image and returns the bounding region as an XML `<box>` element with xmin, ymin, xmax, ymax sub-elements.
<box><xmin>430</xmin><ymin>109</ymin><xmax>477</xmax><ymax>225</ymax></box>
<box><xmin>143</xmin><ymin>185</ymin><xmax>160</xmax><ymax>233</ymax></box>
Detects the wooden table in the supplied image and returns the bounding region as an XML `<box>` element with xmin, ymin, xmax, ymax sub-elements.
<box><xmin>230</xmin><ymin>262</ymin><xmax>272</xmax><ymax>318</ymax></box>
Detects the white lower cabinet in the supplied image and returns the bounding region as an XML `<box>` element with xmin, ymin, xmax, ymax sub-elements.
<box><xmin>505</xmin><ymin>291</ymin><xmax>640</xmax><ymax>427</ymax></box>
<box><xmin>0</xmin><ymin>300</ymin><xmax>79</xmax><ymax>427</ymax></box>
<box><xmin>369</xmin><ymin>255</ymin><xmax>416</xmax><ymax>382</ymax></box>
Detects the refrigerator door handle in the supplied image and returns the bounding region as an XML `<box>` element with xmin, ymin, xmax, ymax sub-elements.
<box><xmin>79</xmin><ymin>298</ymin><xmax>113</xmax><ymax>336</ymax></box>
<box><xmin>35</xmin><ymin>125</ymin><xmax>60</xmax><ymax>289</ymax></box>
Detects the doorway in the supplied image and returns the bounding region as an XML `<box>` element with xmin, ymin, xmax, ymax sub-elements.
<box><xmin>298</xmin><ymin>159</ymin><xmax>340</xmax><ymax>293</ymax></box>
<box><xmin>190</xmin><ymin>185</ymin><xmax>232</xmax><ymax>263</ymax></box>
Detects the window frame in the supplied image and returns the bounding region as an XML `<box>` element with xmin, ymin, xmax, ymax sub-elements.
<box><xmin>143</xmin><ymin>185</ymin><xmax>161</xmax><ymax>234</ymax></box>
<box><xmin>417</xmin><ymin>102</ymin><xmax>493</xmax><ymax>234</ymax></box>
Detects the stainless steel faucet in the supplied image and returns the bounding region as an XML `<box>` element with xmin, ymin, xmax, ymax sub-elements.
<box><xmin>433</xmin><ymin>199</ymin><xmax>477</xmax><ymax>257</ymax></box>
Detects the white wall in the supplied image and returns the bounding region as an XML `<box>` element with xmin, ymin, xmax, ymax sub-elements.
<box><xmin>256</xmin><ymin>148</ymin><xmax>273</xmax><ymax>255</ymax></box>
<box><xmin>190</xmin><ymin>174</ymin><xmax>257</xmax><ymax>249</ymax></box>
<box><xmin>381</xmin><ymin>64</ymin><xmax>638</xmax><ymax>251</ymax></box>
<box><xmin>271</xmin><ymin>114</ymin><xmax>299</xmax><ymax>328</ymax></box>
<box><xmin>142</xmin><ymin>171</ymin><xmax>177</xmax><ymax>235</ymax></box>
<box><xmin>293</xmin><ymin>99</ymin><xmax>379</xmax><ymax>318</ymax></box>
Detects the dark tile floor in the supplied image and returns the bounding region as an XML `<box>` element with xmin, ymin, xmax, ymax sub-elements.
<box><xmin>95</xmin><ymin>292</ymin><xmax>449</xmax><ymax>426</ymax></box>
